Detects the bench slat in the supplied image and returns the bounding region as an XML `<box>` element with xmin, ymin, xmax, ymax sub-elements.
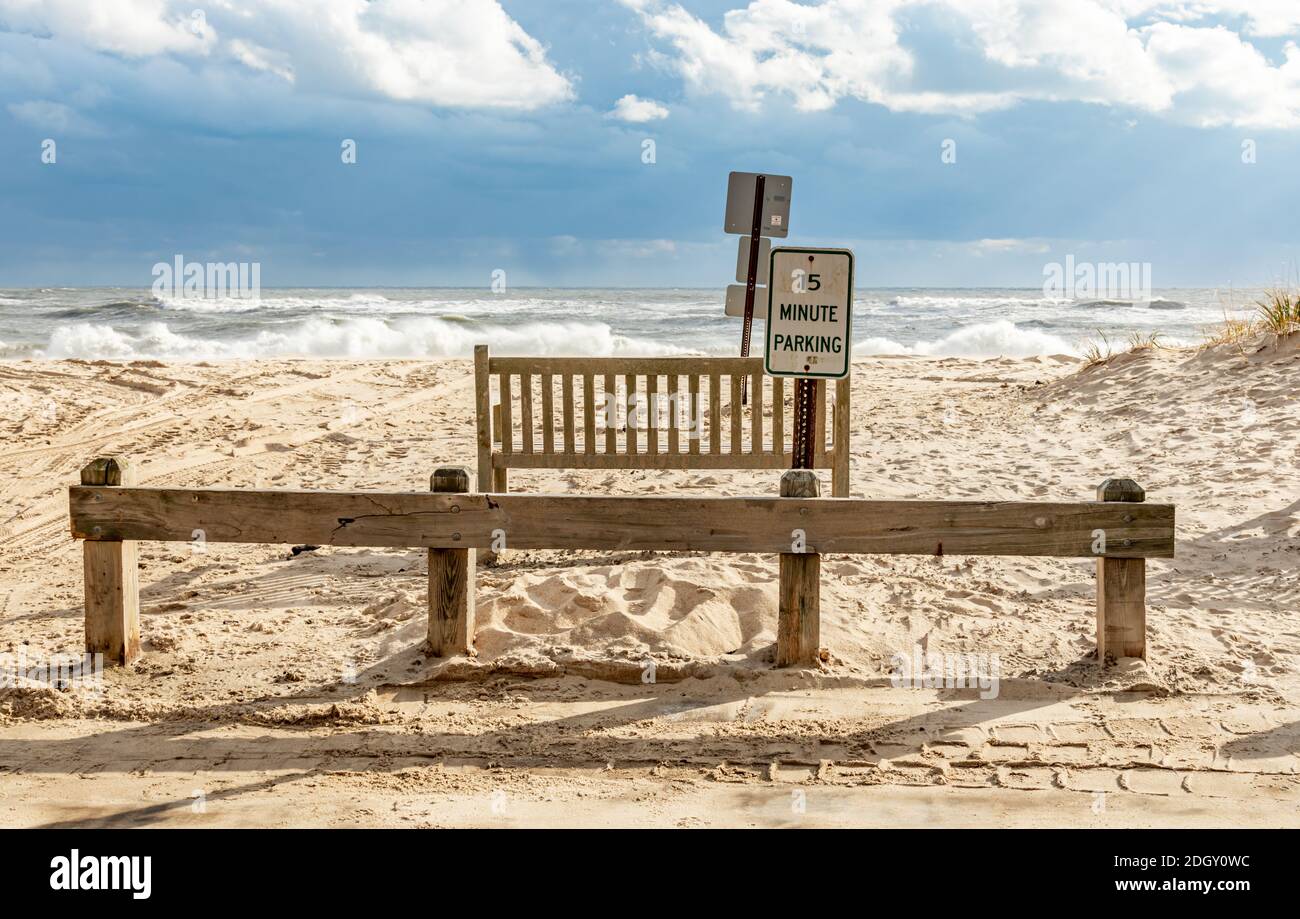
<box><xmin>520</xmin><ymin>373</ymin><xmax>534</xmax><ymax>454</ymax></box>
<box><xmin>730</xmin><ymin>373</ymin><xmax>742</xmax><ymax>455</ymax></box>
<box><xmin>541</xmin><ymin>373</ymin><xmax>554</xmax><ymax>454</ymax></box>
<box><xmin>815</xmin><ymin>378</ymin><xmax>828</xmax><ymax>464</ymax></box>
<box><xmin>499</xmin><ymin>373</ymin><xmax>513</xmax><ymax>455</ymax></box>
<box><xmin>604</xmin><ymin>373</ymin><xmax>617</xmax><ymax>455</ymax></box>
<box><xmin>647</xmin><ymin>373</ymin><xmax>659</xmax><ymax>455</ymax></box>
<box><xmin>625</xmin><ymin>373</ymin><xmax>638</xmax><ymax>456</ymax></box>
<box><xmin>773</xmin><ymin>376</ymin><xmax>784</xmax><ymax>459</ymax></box>
<box><xmin>686</xmin><ymin>374</ymin><xmax>696</xmax><ymax>457</ymax></box>
<box><xmin>668</xmin><ymin>374</ymin><xmax>680</xmax><ymax>454</ymax></box>
<box><xmin>490</xmin><ymin>356</ymin><xmax>763</xmax><ymax>376</ymax></box>
<box><xmin>709</xmin><ymin>373</ymin><xmax>721</xmax><ymax>456</ymax></box>
<box><xmin>583</xmin><ymin>373</ymin><xmax>596</xmax><ymax>455</ymax></box>
<box><xmin>563</xmin><ymin>375</ymin><xmax>575</xmax><ymax>454</ymax></box>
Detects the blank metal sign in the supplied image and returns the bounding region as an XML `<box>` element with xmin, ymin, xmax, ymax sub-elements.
<box><xmin>764</xmin><ymin>247</ymin><xmax>854</xmax><ymax>379</ymax></box>
<box><xmin>723</xmin><ymin>172</ymin><xmax>792</xmax><ymax>237</ymax></box>
<box><xmin>735</xmin><ymin>237</ymin><xmax>772</xmax><ymax>284</ymax></box>
<box><xmin>725</xmin><ymin>283</ymin><xmax>767</xmax><ymax>318</ymax></box>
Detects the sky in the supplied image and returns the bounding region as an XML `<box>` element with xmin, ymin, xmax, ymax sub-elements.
<box><xmin>1</xmin><ymin>0</ymin><xmax>1300</xmax><ymax>289</ymax></box>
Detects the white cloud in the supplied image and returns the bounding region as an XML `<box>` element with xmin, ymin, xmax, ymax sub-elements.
<box><xmin>226</xmin><ymin>39</ymin><xmax>294</xmax><ymax>84</ymax></box>
<box><xmin>0</xmin><ymin>0</ymin><xmax>213</xmax><ymax>57</ymax></box>
<box><xmin>0</xmin><ymin>0</ymin><xmax>573</xmax><ymax>110</ymax></box>
<box><xmin>623</xmin><ymin>0</ymin><xmax>1300</xmax><ymax>128</ymax></box>
<box><xmin>607</xmin><ymin>93</ymin><xmax>670</xmax><ymax>121</ymax></box>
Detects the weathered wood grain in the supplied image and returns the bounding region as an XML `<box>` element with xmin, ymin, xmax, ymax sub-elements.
<box><xmin>499</xmin><ymin>372</ymin><xmax>513</xmax><ymax>456</ymax></box>
<box><xmin>428</xmin><ymin>466</ymin><xmax>474</xmax><ymax>657</ymax></box>
<box><xmin>474</xmin><ymin>346</ymin><xmax>492</xmax><ymax>492</ymax></box>
<box><xmin>541</xmin><ymin>372</ymin><xmax>554</xmax><ymax>455</ymax></box>
<box><xmin>582</xmin><ymin>373</ymin><xmax>595</xmax><ymax>455</ymax></box>
<box><xmin>772</xmin><ymin>376</ymin><xmax>784</xmax><ymax>460</ymax></box>
<box><xmin>1095</xmin><ymin>477</ymin><xmax>1148</xmax><ymax>659</ymax></box>
<box><xmin>832</xmin><ymin>377</ymin><xmax>850</xmax><ymax>498</ymax></box>
<box><xmin>562</xmin><ymin>374</ymin><xmax>575</xmax><ymax>454</ymax></box>
<box><xmin>625</xmin><ymin>373</ymin><xmax>637</xmax><ymax>456</ymax></box>
<box><xmin>709</xmin><ymin>372</ymin><xmax>721</xmax><ymax>456</ymax></box>
<box><xmin>70</xmin><ymin>487</ymin><xmax>1175</xmax><ymax>558</ymax></box>
<box><xmin>730</xmin><ymin>373</ymin><xmax>742</xmax><ymax>455</ymax></box>
<box><xmin>79</xmin><ymin>457</ymin><xmax>140</xmax><ymax>666</ymax></box>
<box><xmin>520</xmin><ymin>373</ymin><xmax>534</xmax><ymax>454</ymax></box>
<box><xmin>778</xmin><ymin>470</ymin><xmax>821</xmax><ymax>667</ymax></box>
<box><xmin>474</xmin><ymin>347</ymin><xmax>849</xmax><ymax>475</ymax></box>
<box><xmin>490</xmin><ymin>356</ymin><xmax>765</xmax><ymax>376</ymax></box>
<box><xmin>604</xmin><ymin>373</ymin><xmax>617</xmax><ymax>455</ymax></box>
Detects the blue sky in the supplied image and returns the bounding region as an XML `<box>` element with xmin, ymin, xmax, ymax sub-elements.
<box><xmin>2</xmin><ymin>0</ymin><xmax>1299</xmax><ymax>288</ymax></box>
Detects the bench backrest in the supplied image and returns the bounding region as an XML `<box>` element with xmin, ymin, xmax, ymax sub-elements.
<box><xmin>473</xmin><ymin>345</ymin><xmax>850</xmax><ymax>496</ymax></box>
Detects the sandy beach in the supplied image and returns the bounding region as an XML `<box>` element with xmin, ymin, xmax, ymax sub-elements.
<box><xmin>1</xmin><ymin>338</ymin><xmax>1297</xmax><ymax>828</ymax></box>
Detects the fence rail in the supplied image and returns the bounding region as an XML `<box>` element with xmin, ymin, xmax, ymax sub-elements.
<box><xmin>69</xmin><ymin>457</ymin><xmax>1171</xmax><ymax>668</ymax></box>
<box><xmin>71</xmin><ymin>488</ymin><xmax>1174</xmax><ymax>558</ymax></box>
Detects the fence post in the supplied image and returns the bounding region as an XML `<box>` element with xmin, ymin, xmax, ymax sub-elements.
<box><xmin>1096</xmin><ymin>477</ymin><xmax>1146</xmax><ymax>661</ymax></box>
<box><xmin>474</xmin><ymin>345</ymin><xmax>500</xmax><ymax>566</ymax></box>
<box><xmin>80</xmin><ymin>456</ymin><xmax>140</xmax><ymax>666</ymax></box>
<box><xmin>428</xmin><ymin>466</ymin><xmax>475</xmax><ymax>657</ymax></box>
<box><xmin>474</xmin><ymin>345</ymin><xmax>493</xmax><ymax>495</ymax></box>
<box><xmin>832</xmin><ymin>376</ymin><xmax>850</xmax><ymax>498</ymax></box>
<box><xmin>777</xmin><ymin>469</ymin><xmax>821</xmax><ymax>666</ymax></box>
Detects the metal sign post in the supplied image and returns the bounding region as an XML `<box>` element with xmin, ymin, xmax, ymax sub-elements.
<box><xmin>738</xmin><ymin>174</ymin><xmax>764</xmax><ymax>403</ymax></box>
<box><xmin>723</xmin><ymin>172</ymin><xmax>791</xmax><ymax>405</ymax></box>
<box><xmin>792</xmin><ymin>378</ymin><xmax>818</xmax><ymax>470</ymax></box>
<box><xmin>762</xmin><ymin>246</ymin><xmax>854</xmax><ymax>471</ymax></box>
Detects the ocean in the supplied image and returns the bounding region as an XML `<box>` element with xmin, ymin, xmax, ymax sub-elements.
<box><xmin>0</xmin><ymin>287</ymin><xmax>1262</xmax><ymax>361</ymax></box>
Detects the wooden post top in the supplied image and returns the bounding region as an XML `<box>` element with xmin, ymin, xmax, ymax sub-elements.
<box><xmin>780</xmin><ymin>469</ymin><xmax>821</xmax><ymax>499</ymax></box>
<box><xmin>80</xmin><ymin>456</ymin><xmax>135</xmax><ymax>487</ymax></box>
<box><xmin>1097</xmin><ymin>478</ymin><xmax>1145</xmax><ymax>502</ymax></box>
<box><xmin>431</xmin><ymin>466</ymin><xmax>472</xmax><ymax>493</ymax></box>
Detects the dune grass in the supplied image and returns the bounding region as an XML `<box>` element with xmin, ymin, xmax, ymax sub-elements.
<box><xmin>1198</xmin><ymin>287</ymin><xmax>1300</xmax><ymax>351</ymax></box>
<box><xmin>1080</xmin><ymin>286</ymin><xmax>1295</xmax><ymax>370</ymax></box>
<box><xmin>1080</xmin><ymin>329</ymin><xmax>1162</xmax><ymax>368</ymax></box>
<box><xmin>1199</xmin><ymin>310</ymin><xmax>1260</xmax><ymax>349</ymax></box>
<box><xmin>1256</xmin><ymin>287</ymin><xmax>1300</xmax><ymax>337</ymax></box>
<box><xmin>1081</xmin><ymin>331</ymin><xmax>1115</xmax><ymax>368</ymax></box>
<box><xmin>1126</xmin><ymin>330</ymin><xmax>1162</xmax><ymax>351</ymax></box>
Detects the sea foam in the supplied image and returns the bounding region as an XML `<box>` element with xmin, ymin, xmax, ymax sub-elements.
<box><xmin>41</xmin><ymin>317</ymin><xmax>687</xmax><ymax>360</ymax></box>
<box><xmin>853</xmin><ymin>320</ymin><xmax>1076</xmax><ymax>358</ymax></box>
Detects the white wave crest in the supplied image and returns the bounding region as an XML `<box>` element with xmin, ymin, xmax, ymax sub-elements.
<box><xmin>40</xmin><ymin>317</ymin><xmax>688</xmax><ymax>360</ymax></box>
<box><xmin>853</xmin><ymin>320</ymin><xmax>1076</xmax><ymax>358</ymax></box>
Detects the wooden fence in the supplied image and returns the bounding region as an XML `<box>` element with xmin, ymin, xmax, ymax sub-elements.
<box><xmin>475</xmin><ymin>346</ymin><xmax>852</xmax><ymax>497</ymax></box>
<box><xmin>69</xmin><ymin>457</ymin><xmax>1173</xmax><ymax>669</ymax></box>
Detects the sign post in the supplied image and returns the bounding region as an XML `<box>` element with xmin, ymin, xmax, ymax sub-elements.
<box><xmin>763</xmin><ymin>247</ymin><xmax>854</xmax><ymax>469</ymax></box>
<box><xmin>723</xmin><ymin>172</ymin><xmax>791</xmax><ymax>404</ymax></box>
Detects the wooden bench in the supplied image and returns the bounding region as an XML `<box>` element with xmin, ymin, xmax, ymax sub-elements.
<box><xmin>474</xmin><ymin>345</ymin><xmax>852</xmax><ymax>497</ymax></box>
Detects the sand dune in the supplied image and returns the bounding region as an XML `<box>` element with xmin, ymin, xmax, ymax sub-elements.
<box><xmin>0</xmin><ymin>337</ymin><xmax>1296</xmax><ymax>827</ymax></box>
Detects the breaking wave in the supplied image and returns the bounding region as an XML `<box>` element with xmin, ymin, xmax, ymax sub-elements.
<box><xmin>853</xmin><ymin>320</ymin><xmax>1077</xmax><ymax>358</ymax></box>
<box><xmin>37</xmin><ymin>317</ymin><xmax>687</xmax><ymax>360</ymax></box>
